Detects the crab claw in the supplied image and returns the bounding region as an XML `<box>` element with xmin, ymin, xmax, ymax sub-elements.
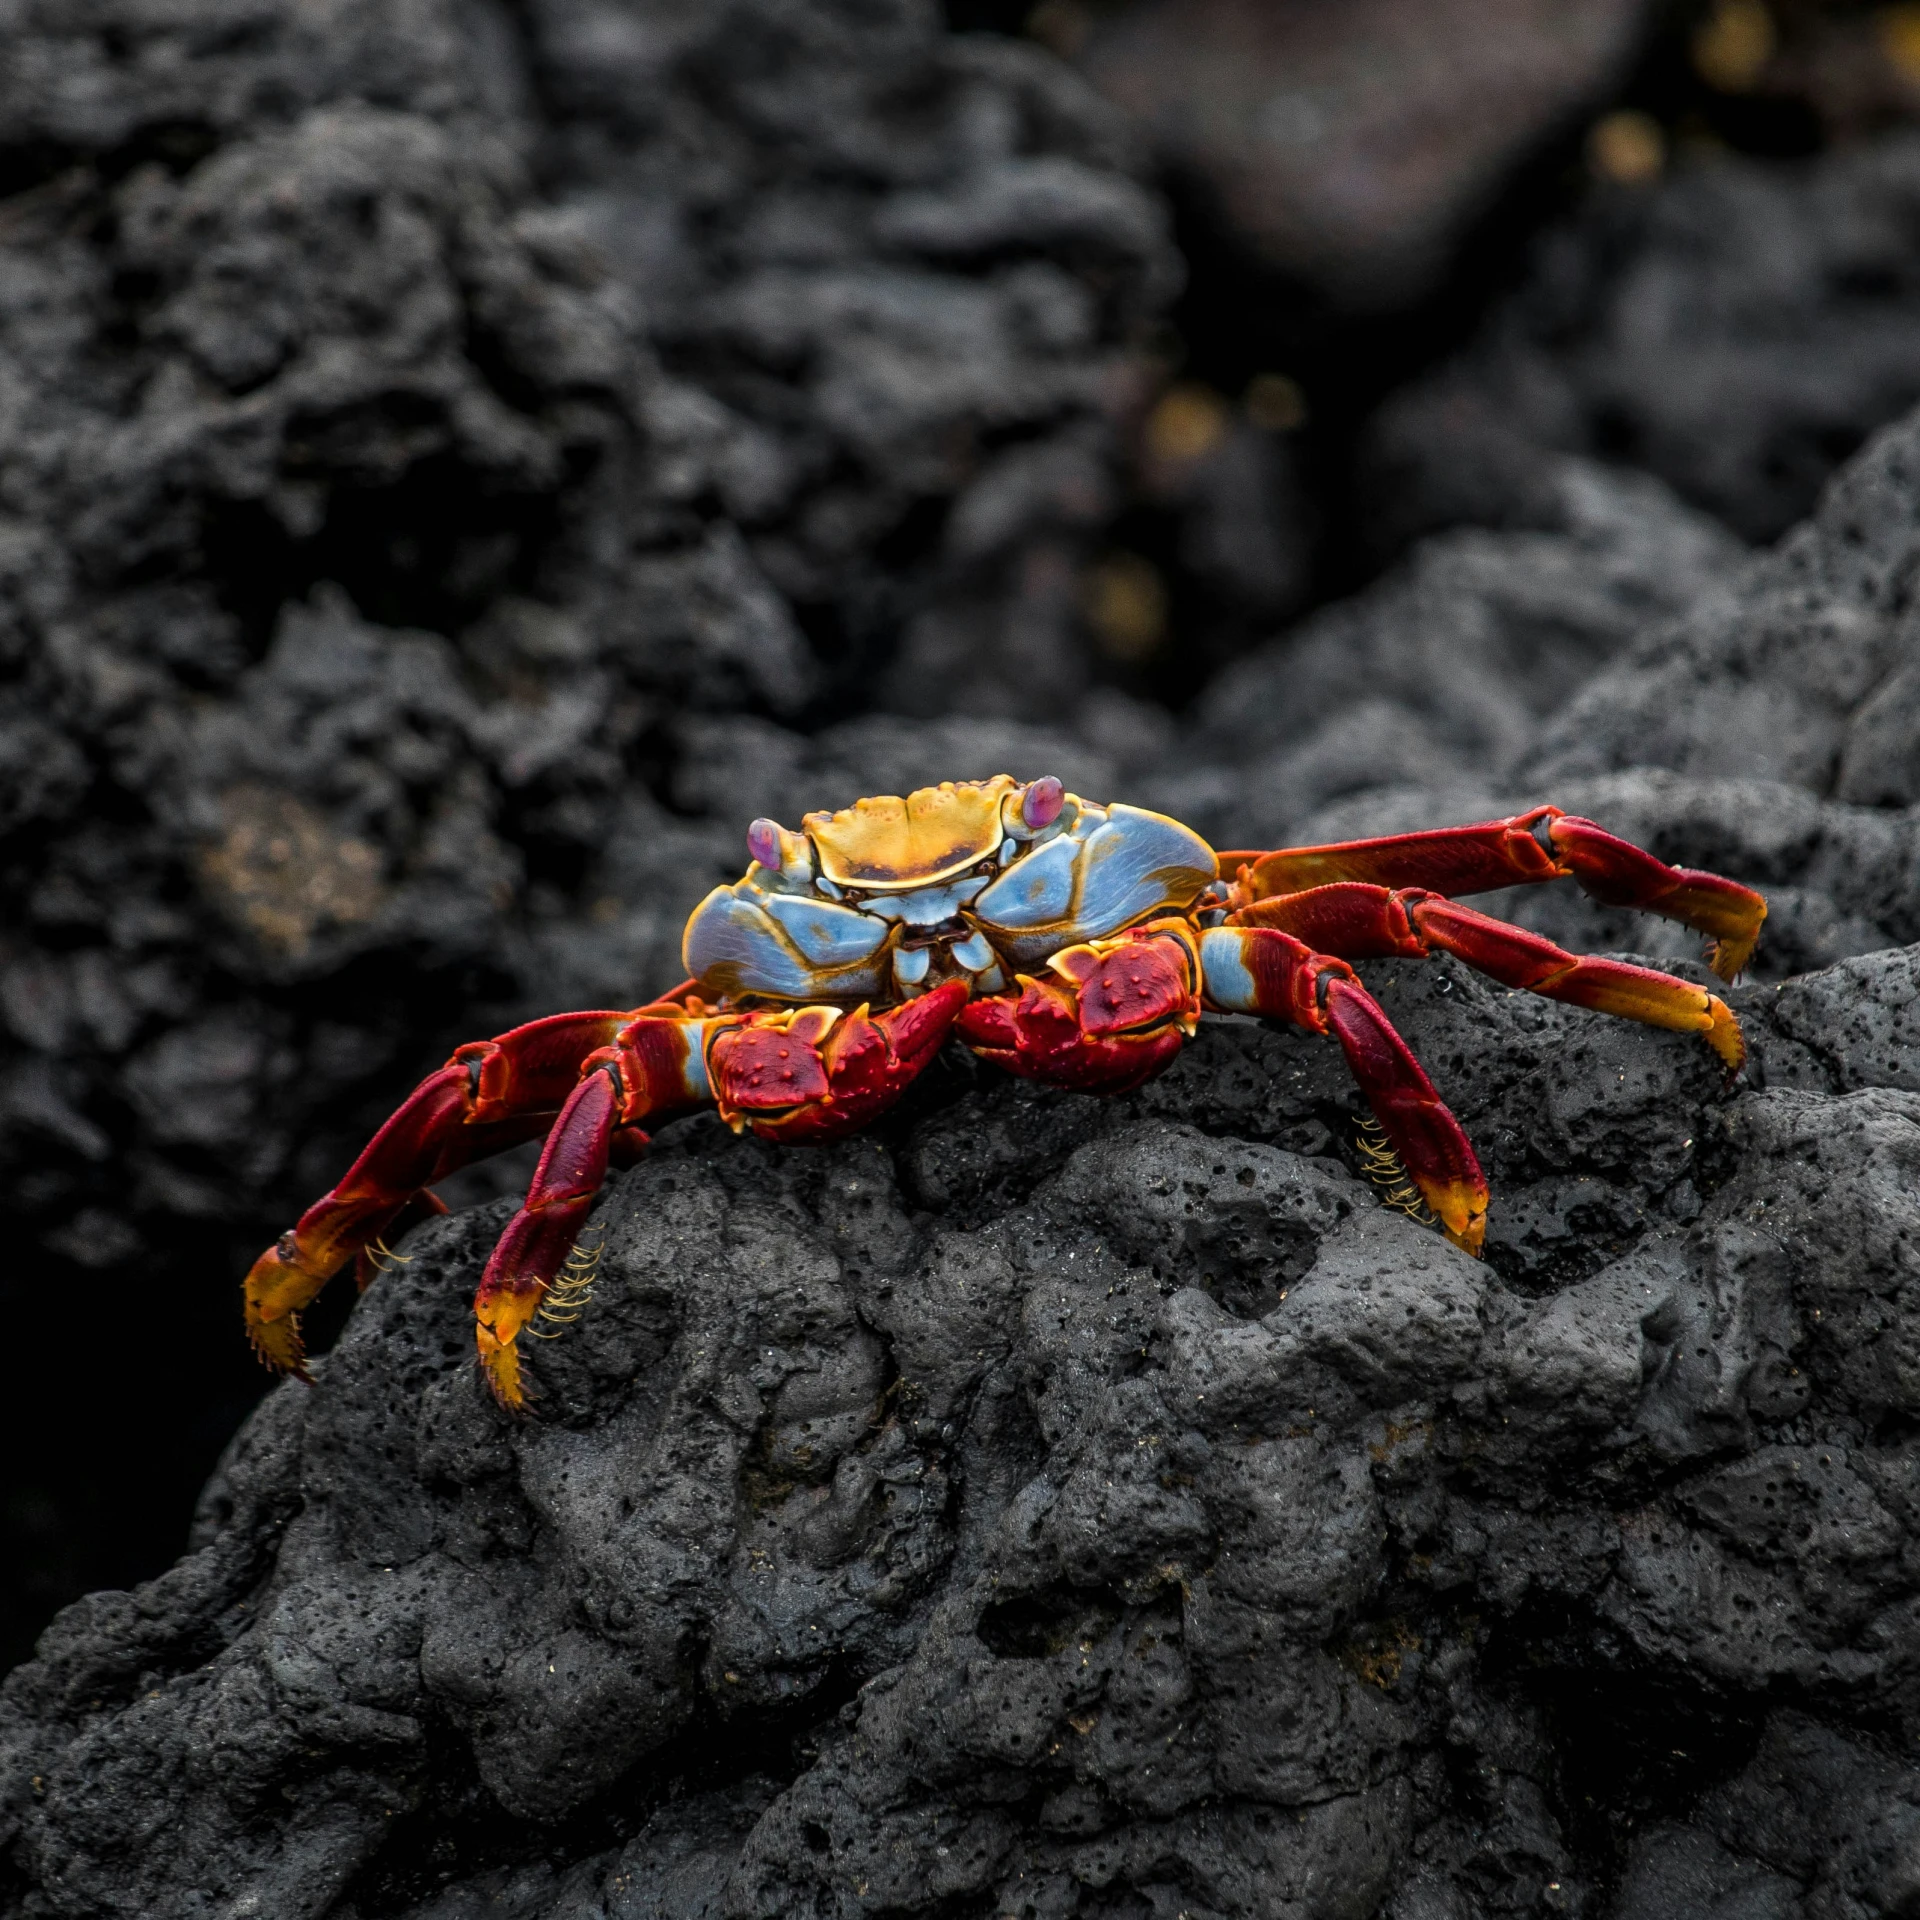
<box><xmin>709</xmin><ymin>980</ymin><xmax>969</xmax><ymax>1142</ymax></box>
<box><xmin>244</xmin><ymin>1231</ymin><xmax>329</xmax><ymax>1377</ymax></box>
<box><xmin>956</xmin><ymin>922</ymin><xmax>1201</xmax><ymax>1094</ymax></box>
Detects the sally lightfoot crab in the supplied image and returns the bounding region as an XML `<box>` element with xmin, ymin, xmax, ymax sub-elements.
<box><xmin>243</xmin><ymin>777</ymin><xmax>1765</xmax><ymax>1410</ymax></box>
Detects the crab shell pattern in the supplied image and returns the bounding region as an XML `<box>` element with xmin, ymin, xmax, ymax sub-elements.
<box><xmin>682</xmin><ymin>775</ymin><xmax>1217</xmax><ymax>1005</ymax></box>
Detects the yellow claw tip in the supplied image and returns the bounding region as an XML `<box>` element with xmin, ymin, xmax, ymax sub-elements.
<box><xmin>1703</xmin><ymin>995</ymin><xmax>1746</xmax><ymax>1074</ymax></box>
<box><xmin>1706</xmin><ymin>940</ymin><xmax>1750</xmax><ymax>984</ymax></box>
<box><xmin>1706</xmin><ymin>905</ymin><xmax>1765</xmax><ymax>983</ymax></box>
<box><xmin>477</xmin><ymin>1332</ymin><xmax>529</xmax><ymax>1416</ymax></box>
<box><xmin>1429</xmin><ymin>1184</ymin><xmax>1489</xmax><ymax>1259</ymax></box>
<box><xmin>245</xmin><ymin>1309</ymin><xmax>308</xmax><ymax>1378</ymax></box>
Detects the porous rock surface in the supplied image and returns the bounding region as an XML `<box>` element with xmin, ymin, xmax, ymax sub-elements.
<box><xmin>5</xmin><ymin>933</ymin><xmax>1920</xmax><ymax>1917</ymax></box>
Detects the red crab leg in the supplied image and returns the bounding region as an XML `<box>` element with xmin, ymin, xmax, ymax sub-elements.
<box><xmin>1216</xmin><ymin>806</ymin><xmax>1767</xmax><ymax>981</ymax></box>
<box><xmin>955</xmin><ymin>922</ymin><xmax>1202</xmax><ymax>1094</ymax></box>
<box><xmin>1232</xmin><ymin>884</ymin><xmax>1745</xmax><ymax>1072</ymax></box>
<box><xmin>464</xmin><ymin>1010</ymin><xmax>723</xmax><ymax>1410</ymax></box>
<box><xmin>242</xmin><ymin>1009</ymin><xmax>642</xmax><ymax>1378</ymax></box>
<box><xmin>1198</xmin><ymin>926</ymin><xmax>1488</xmax><ymax>1254</ymax></box>
<box><xmin>475</xmin><ymin>984</ymin><xmax>969</xmax><ymax>1411</ymax></box>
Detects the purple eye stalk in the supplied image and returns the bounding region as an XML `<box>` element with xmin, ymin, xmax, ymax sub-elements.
<box><xmin>1021</xmin><ymin>776</ymin><xmax>1064</xmax><ymax>831</ymax></box>
<box><xmin>746</xmin><ymin>818</ymin><xmax>785</xmax><ymax>872</ymax></box>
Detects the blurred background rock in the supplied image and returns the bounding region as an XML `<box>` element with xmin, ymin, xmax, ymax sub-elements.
<box><xmin>7</xmin><ymin>0</ymin><xmax>1920</xmax><ymax>1677</ymax></box>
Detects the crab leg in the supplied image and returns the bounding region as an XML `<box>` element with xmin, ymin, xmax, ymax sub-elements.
<box><xmin>1198</xmin><ymin>925</ymin><xmax>1488</xmax><ymax>1254</ymax></box>
<box><xmin>457</xmin><ymin>1010</ymin><xmax>723</xmax><ymax>1410</ymax></box>
<box><xmin>1217</xmin><ymin>806</ymin><xmax>1767</xmax><ymax>980</ymax></box>
<box><xmin>1232</xmin><ymin>884</ymin><xmax>1745</xmax><ymax>1071</ymax></box>
<box><xmin>475</xmin><ymin>984</ymin><xmax>969</xmax><ymax>1411</ymax></box>
<box><xmin>242</xmin><ymin>1009</ymin><xmax>651</xmax><ymax>1377</ymax></box>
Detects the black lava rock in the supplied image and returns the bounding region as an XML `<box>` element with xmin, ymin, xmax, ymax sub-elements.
<box><xmin>0</xmin><ymin>0</ymin><xmax>1175</xmax><ymax>1653</ymax></box>
<box><xmin>4</xmin><ymin>937</ymin><xmax>1918</xmax><ymax>1915</ymax></box>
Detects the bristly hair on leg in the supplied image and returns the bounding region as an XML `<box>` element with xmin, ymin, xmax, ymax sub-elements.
<box><xmin>1353</xmin><ymin>1112</ymin><xmax>1438</xmax><ymax>1227</ymax></box>
<box><xmin>528</xmin><ymin>1231</ymin><xmax>604</xmax><ymax>1341</ymax></box>
<box><xmin>363</xmin><ymin>1237</ymin><xmax>414</xmax><ymax>1276</ymax></box>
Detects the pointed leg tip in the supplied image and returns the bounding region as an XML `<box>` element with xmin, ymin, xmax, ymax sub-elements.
<box><xmin>1703</xmin><ymin>996</ymin><xmax>1746</xmax><ymax>1074</ymax></box>
<box><xmin>1706</xmin><ymin>913</ymin><xmax>1763</xmax><ymax>983</ymax></box>
<box><xmin>1442</xmin><ymin>1210</ymin><xmax>1487</xmax><ymax>1259</ymax></box>
<box><xmin>1429</xmin><ymin>1183</ymin><xmax>1488</xmax><ymax>1258</ymax></box>
<box><xmin>478</xmin><ymin>1336</ymin><xmax>530</xmax><ymax>1416</ymax></box>
<box><xmin>1707</xmin><ymin>941</ymin><xmax>1747</xmax><ymax>984</ymax></box>
<box><xmin>246</xmin><ymin>1312</ymin><xmax>308</xmax><ymax>1378</ymax></box>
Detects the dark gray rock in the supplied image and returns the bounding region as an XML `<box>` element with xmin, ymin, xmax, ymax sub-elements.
<box><xmin>0</xmin><ymin>0</ymin><xmax>1178</xmax><ymax>1656</ymax></box>
<box><xmin>1068</xmin><ymin>0</ymin><xmax>1651</xmax><ymax>310</ymax></box>
<box><xmin>1145</xmin><ymin>456</ymin><xmax>1742</xmax><ymax>851</ymax></box>
<box><xmin>0</xmin><ymin>0</ymin><xmax>1174</xmax><ymax>1271</ymax></box>
<box><xmin>6</xmin><ymin>931</ymin><xmax>1918</xmax><ymax>1916</ymax></box>
<box><xmin>1366</xmin><ymin>131</ymin><xmax>1920</xmax><ymax>546</ymax></box>
<box><xmin>1145</xmin><ymin>407</ymin><xmax>1317</xmax><ymax>638</ymax></box>
<box><xmin>1522</xmin><ymin>403</ymin><xmax>1920</xmax><ymax>793</ymax></box>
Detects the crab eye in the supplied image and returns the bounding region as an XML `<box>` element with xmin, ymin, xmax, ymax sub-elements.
<box><xmin>1022</xmin><ymin>777</ymin><xmax>1064</xmax><ymax>830</ymax></box>
<box><xmin>747</xmin><ymin>818</ymin><xmax>783</xmax><ymax>870</ymax></box>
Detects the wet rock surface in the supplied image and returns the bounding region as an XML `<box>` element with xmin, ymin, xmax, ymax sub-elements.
<box><xmin>5</xmin><ymin>939</ymin><xmax>1920</xmax><ymax>1917</ymax></box>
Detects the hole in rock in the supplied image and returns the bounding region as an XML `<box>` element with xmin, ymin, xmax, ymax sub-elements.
<box><xmin>978</xmin><ymin>1585</ymin><xmax>1123</xmax><ymax>1659</ymax></box>
<box><xmin>1491</xmin><ymin>1607</ymin><xmax>1768</xmax><ymax>1891</ymax></box>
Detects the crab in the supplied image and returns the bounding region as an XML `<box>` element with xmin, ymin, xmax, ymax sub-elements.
<box><xmin>243</xmin><ymin>776</ymin><xmax>1766</xmax><ymax>1410</ymax></box>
